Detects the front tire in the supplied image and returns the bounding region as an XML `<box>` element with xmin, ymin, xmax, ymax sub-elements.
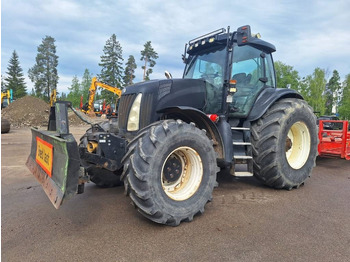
<box><xmin>251</xmin><ymin>98</ymin><xmax>317</xmax><ymax>190</ymax></box>
<box><xmin>121</xmin><ymin>120</ymin><xmax>218</xmax><ymax>226</ymax></box>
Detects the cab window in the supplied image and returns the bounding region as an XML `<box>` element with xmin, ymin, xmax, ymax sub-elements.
<box><xmin>230</xmin><ymin>45</ymin><xmax>274</xmax><ymax>117</ymax></box>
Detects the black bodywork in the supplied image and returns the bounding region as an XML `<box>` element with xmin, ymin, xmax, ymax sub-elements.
<box><xmin>118</xmin><ymin>79</ymin><xmax>207</xmax><ymax>135</ymax></box>
<box><xmin>26</xmin><ymin>25</ymin><xmax>306</xmax><ymax>209</ymax></box>
<box><xmin>80</xmin><ymin>25</ymin><xmax>304</xmax><ymax>170</ymax></box>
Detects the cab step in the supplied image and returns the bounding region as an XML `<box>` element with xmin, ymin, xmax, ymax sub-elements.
<box><xmin>231</xmin><ymin>127</ymin><xmax>250</xmax><ymax>131</ymax></box>
<box><xmin>234</xmin><ymin>171</ymin><xmax>254</xmax><ymax>177</ymax></box>
<box><xmin>233</xmin><ymin>155</ymin><xmax>253</xmax><ymax>160</ymax></box>
<box><xmin>232</xmin><ymin>141</ymin><xmax>251</xmax><ymax>146</ymax></box>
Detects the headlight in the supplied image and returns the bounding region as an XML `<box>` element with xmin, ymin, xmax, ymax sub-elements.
<box><xmin>127</xmin><ymin>93</ymin><xmax>142</xmax><ymax>131</ymax></box>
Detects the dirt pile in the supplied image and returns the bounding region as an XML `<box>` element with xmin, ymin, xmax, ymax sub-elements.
<box><xmin>1</xmin><ymin>96</ymin><xmax>50</xmax><ymax>127</ymax></box>
<box><xmin>1</xmin><ymin>96</ymin><xmax>89</xmax><ymax>127</ymax></box>
<box><xmin>68</xmin><ymin>111</ymin><xmax>91</xmax><ymax>126</ymax></box>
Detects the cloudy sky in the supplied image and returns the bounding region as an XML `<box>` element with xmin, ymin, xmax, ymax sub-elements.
<box><xmin>2</xmin><ymin>0</ymin><xmax>350</xmax><ymax>94</ymax></box>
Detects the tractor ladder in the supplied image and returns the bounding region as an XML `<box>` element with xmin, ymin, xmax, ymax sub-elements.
<box><xmin>231</xmin><ymin>126</ymin><xmax>254</xmax><ymax>177</ymax></box>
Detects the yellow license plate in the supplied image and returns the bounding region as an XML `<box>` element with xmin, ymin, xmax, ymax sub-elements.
<box><xmin>36</xmin><ymin>137</ymin><xmax>53</xmax><ymax>177</ymax></box>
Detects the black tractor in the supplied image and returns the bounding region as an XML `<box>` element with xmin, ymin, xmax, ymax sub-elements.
<box><xmin>27</xmin><ymin>25</ymin><xmax>318</xmax><ymax>226</ymax></box>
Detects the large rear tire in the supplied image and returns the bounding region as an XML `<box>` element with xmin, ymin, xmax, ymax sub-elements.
<box><xmin>121</xmin><ymin>120</ymin><xmax>218</xmax><ymax>226</ymax></box>
<box><xmin>251</xmin><ymin>98</ymin><xmax>317</xmax><ymax>190</ymax></box>
<box><xmin>1</xmin><ymin>118</ymin><xmax>10</xmax><ymax>134</ymax></box>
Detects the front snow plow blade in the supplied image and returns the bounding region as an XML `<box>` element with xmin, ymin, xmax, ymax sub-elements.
<box><xmin>26</xmin><ymin>101</ymin><xmax>81</xmax><ymax>209</ymax></box>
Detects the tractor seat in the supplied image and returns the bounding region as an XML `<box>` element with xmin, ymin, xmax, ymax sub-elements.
<box><xmin>232</xmin><ymin>73</ymin><xmax>252</xmax><ymax>85</ymax></box>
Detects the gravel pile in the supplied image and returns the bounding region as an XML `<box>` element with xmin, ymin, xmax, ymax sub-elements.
<box><xmin>1</xmin><ymin>96</ymin><xmax>90</xmax><ymax>127</ymax></box>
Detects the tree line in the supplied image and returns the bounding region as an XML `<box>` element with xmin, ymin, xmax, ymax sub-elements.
<box><xmin>1</xmin><ymin>34</ymin><xmax>158</xmax><ymax>107</ymax></box>
<box><xmin>275</xmin><ymin>61</ymin><xmax>350</xmax><ymax>120</ymax></box>
<box><xmin>2</xmin><ymin>37</ymin><xmax>349</xmax><ymax>119</ymax></box>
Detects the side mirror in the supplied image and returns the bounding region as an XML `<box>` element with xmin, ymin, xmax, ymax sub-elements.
<box><xmin>237</xmin><ymin>25</ymin><xmax>251</xmax><ymax>46</ymax></box>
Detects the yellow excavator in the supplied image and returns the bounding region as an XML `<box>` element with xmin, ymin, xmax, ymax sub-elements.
<box><xmin>1</xmin><ymin>89</ymin><xmax>12</xmax><ymax>133</ymax></box>
<box><xmin>50</xmin><ymin>89</ymin><xmax>57</xmax><ymax>107</ymax></box>
<box><xmin>1</xmin><ymin>89</ymin><xmax>13</xmax><ymax>109</ymax></box>
<box><xmin>81</xmin><ymin>77</ymin><xmax>122</xmax><ymax>115</ymax></box>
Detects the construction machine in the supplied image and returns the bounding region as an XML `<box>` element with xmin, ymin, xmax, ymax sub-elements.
<box><xmin>81</xmin><ymin>77</ymin><xmax>122</xmax><ymax>115</ymax></box>
<box><xmin>50</xmin><ymin>89</ymin><xmax>57</xmax><ymax>107</ymax></box>
<box><xmin>1</xmin><ymin>89</ymin><xmax>13</xmax><ymax>133</ymax></box>
<box><xmin>1</xmin><ymin>89</ymin><xmax>13</xmax><ymax>109</ymax></box>
<box><xmin>26</xmin><ymin>25</ymin><xmax>318</xmax><ymax>226</ymax></box>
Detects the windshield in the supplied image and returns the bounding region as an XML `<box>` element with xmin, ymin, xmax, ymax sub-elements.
<box><xmin>184</xmin><ymin>46</ymin><xmax>226</xmax><ymax>88</ymax></box>
<box><xmin>183</xmin><ymin>46</ymin><xmax>227</xmax><ymax>114</ymax></box>
<box><xmin>184</xmin><ymin>46</ymin><xmax>227</xmax><ymax>114</ymax></box>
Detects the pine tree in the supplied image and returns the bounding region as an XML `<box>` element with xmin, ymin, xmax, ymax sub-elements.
<box><xmin>66</xmin><ymin>76</ymin><xmax>81</xmax><ymax>107</ymax></box>
<box><xmin>1</xmin><ymin>75</ymin><xmax>6</xmax><ymax>92</ymax></box>
<box><xmin>325</xmin><ymin>70</ymin><xmax>341</xmax><ymax>115</ymax></box>
<box><xmin>141</xmin><ymin>41</ymin><xmax>158</xmax><ymax>81</ymax></box>
<box><xmin>338</xmin><ymin>74</ymin><xmax>350</xmax><ymax>120</ymax></box>
<box><xmin>30</xmin><ymin>88</ymin><xmax>36</xmax><ymax>96</ymax></box>
<box><xmin>81</xmin><ymin>69</ymin><xmax>93</xmax><ymax>102</ymax></box>
<box><xmin>59</xmin><ymin>92</ymin><xmax>67</xmax><ymax>100</ymax></box>
<box><xmin>28</xmin><ymin>36</ymin><xmax>59</xmax><ymax>101</ymax></box>
<box><xmin>98</xmin><ymin>34</ymin><xmax>124</xmax><ymax>103</ymax></box>
<box><xmin>123</xmin><ymin>55</ymin><xmax>137</xmax><ymax>86</ymax></box>
<box><xmin>4</xmin><ymin>50</ymin><xmax>27</xmax><ymax>98</ymax></box>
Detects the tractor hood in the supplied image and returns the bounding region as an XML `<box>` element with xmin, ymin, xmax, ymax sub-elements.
<box><xmin>119</xmin><ymin>79</ymin><xmax>208</xmax><ymax>134</ymax></box>
<box><xmin>123</xmin><ymin>78</ymin><xmax>207</xmax><ymax>110</ymax></box>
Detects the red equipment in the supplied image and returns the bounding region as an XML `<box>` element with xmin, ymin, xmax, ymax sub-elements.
<box><xmin>80</xmin><ymin>95</ymin><xmax>83</xmax><ymax>109</ymax></box>
<box><xmin>102</xmin><ymin>99</ymin><xmax>106</xmax><ymax>112</ymax></box>
<box><xmin>318</xmin><ymin>120</ymin><xmax>350</xmax><ymax>160</ymax></box>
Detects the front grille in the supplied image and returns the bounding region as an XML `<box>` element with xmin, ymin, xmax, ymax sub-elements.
<box><xmin>139</xmin><ymin>93</ymin><xmax>153</xmax><ymax>130</ymax></box>
<box><xmin>118</xmin><ymin>93</ymin><xmax>154</xmax><ymax>132</ymax></box>
<box><xmin>118</xmin><ymin>94</ymin><xmax>136</xmax><ymax>130</ymax></box>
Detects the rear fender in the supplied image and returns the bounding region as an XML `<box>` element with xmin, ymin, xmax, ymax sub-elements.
<box><xmin>247</xmin><ymin>88</ymin><xmax>303</xmax><ymax>122</ymax></box>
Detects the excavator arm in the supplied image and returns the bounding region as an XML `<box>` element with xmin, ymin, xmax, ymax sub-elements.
<box><xmin>82</xmin><ymin>77</ymin><xmax>122</xmax><ymax>114</ymax></box>
<box><xmin>50</xmin><ymin>89</ymin><xmax>57</xmax><ymax>107</ymax></box>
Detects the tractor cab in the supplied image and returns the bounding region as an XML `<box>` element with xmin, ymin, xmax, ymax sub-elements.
<box><xmin>183</xmin><ymin>25</ymin><xmax>276</xmax><ymax>118</ymax></box>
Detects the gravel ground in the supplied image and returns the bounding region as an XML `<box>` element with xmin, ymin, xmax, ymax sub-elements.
<box><xmin>1</xmin><ymin>126</ymin><xmax>350</xmax><ymax>262</ymax></box>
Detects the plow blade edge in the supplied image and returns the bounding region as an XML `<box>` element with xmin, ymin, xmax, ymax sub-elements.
<box><xmin>26</xmin><ymin>128</ymin><xmax>80</xmax><ymax>209</ymax></box>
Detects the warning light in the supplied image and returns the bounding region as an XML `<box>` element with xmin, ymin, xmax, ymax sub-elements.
<box><xmin>207</xmin><ymin>114</ymin><xmax>219</xmax><ymax>123</ymax></box>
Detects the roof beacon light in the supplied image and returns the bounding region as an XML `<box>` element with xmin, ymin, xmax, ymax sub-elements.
<box><xmin>252</xmin><ymin>33</ymin><xmax>261</xmax><ymax>39</ymax></box>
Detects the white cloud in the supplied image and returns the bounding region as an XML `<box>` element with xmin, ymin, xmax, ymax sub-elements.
<box><xmin>2</xmin><ymin>0</ymin><xmax>350</xmax><ymax>96</ymax></box>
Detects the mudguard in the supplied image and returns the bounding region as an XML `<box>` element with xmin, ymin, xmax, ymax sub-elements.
<box><xmin>247</xmin><ymin>88</ymin><xmax>303</xmax><ymax>122</ymax></box>
<box><xmin>158</xmin><ymin>106</ymin><xmax>225</xmax><ymax>160</ymax></box>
